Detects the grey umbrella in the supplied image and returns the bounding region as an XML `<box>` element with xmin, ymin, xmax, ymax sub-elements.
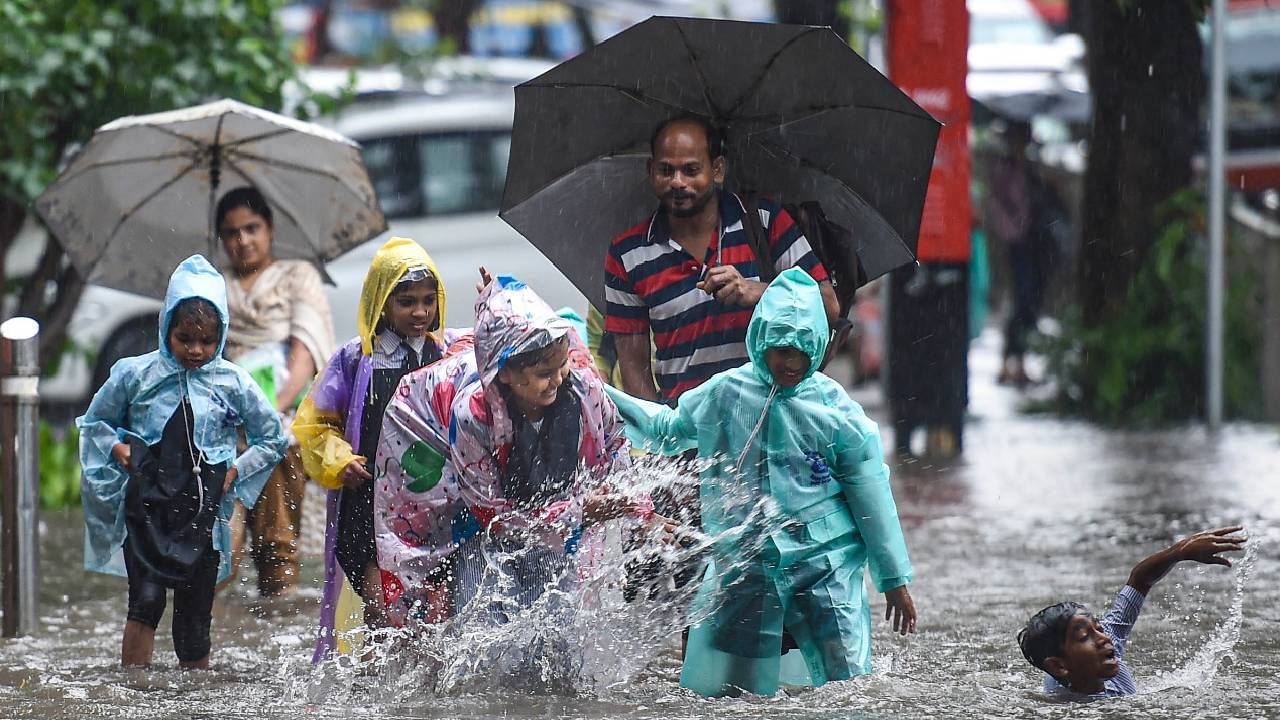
<box><xmin>35</xmin><ymin>99</ymin><xmax>386</xmax><ymax>299</ymax></box>
<box><xmin>500</xmin><ymin>15</ymin><xmax>939</xmax><ymax>310</ymax></box>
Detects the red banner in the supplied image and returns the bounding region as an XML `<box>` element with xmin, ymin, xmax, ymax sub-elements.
<box><xmin>887</xmin><ymin>0</ymin><xmax>972</xmax><ymax>263</ymax></box>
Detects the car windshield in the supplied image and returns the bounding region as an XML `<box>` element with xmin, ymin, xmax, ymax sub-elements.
<box><xmin>970</xmin><ymin>15</ymin><xmax>1054</xmax><ymax>46</ymax></box>
<box><xmin>360</xmin><ymin>130</ymin><xmax>512</xmax><ymax>219</ymax></box>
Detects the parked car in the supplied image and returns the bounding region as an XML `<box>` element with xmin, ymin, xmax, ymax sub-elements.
<box><xmin>967</xmin><ymin>0</ymin><xmax>1086</xmax><ymax>103</ymax></box>
<box><xmin>40</xmin><ymin>82</ymin><xmax>586</xmax><ymax>406</ymax></box>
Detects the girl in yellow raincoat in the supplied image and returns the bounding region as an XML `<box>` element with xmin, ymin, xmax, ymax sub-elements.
<box><xmin>293</xmin><ymin>236</ymin><xmax>464</xmax><ymax>660</ymax></box>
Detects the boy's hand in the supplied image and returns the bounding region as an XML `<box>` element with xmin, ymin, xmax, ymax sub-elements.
<box><xmin>1172</xmin><ymin>525</ymin><xmax>1246</xmax><ymax>566</ymax></box>
<box><xmin>223</xmin><ymin>465</ymin><xmax>238</xmax><ymax>493</ymax></box>
<box><xmin>111</xmin><ymin>442</ymin><xmax>132</xmax><ymax>469</ymax></box>
<box><xmin>884</xmin><ymin>585</ymin><xmax>917</xmax><ymax>636</ymax></box>
<box><xmin>339</xmin><ymin>459</ymin><xmax>373</xmax><ymax>490</ymax></box>
<box><xmin>1128</xmin><ymin>524</ymin><xmax>1247</xmax><ymax>594</ymax></box>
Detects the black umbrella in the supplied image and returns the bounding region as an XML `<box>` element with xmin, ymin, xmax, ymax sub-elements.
<box><xmin>500</xmin><ymin>15</ymin><xmax>939</xmax><ymax>310</ymax></box>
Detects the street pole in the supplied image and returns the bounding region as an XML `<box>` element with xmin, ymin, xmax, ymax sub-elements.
<box><xmin>1207</xmin><ymin>0</ymin><xmax>1227</xmax><ymax>430</ymax></box>
<box><xmin>1</xmin><ymin>316</ymin><xmax>40</xmax><ymax>637</ymax></box>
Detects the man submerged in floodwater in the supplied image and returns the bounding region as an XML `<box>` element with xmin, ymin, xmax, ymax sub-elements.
<box><xmin>1018</xmin><ymin>525</ymin><xmax>1246</xmax><ymax>700</ymax></box>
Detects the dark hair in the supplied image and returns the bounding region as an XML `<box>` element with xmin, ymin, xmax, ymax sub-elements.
<box><xmin>502</xmin><ymin>334</ymin><xmax>568</xmax><ymax>374</ymax></box>
<box><xmin>169</xmin><ymin>297</ymin><xmax>222</xmax><ymax>335</ymax></box>
<box><xmin>650</xmin><ymin>114</ymin><xmax>724</xmax><ymax>161</ymax></box>
<box><xmin>215</xmin><ymin>186</ymin><xmax>273</xmax><ymax>231</ymax></box>
<box><xmin>1018</xmin><ymin>601</ymin><xmax>1087</xmax><ymax>675</ymax></box>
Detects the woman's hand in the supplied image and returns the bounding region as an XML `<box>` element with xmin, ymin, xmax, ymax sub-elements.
<box><xmin>223</xmin><ymin>465</ymin><xmax>239</xmax><ymax>493</ymax></box>
<box><xmin>111</xmin><ymin>442</ymin><xmax>132</xmax><ymax>470</ymax></box>
<box><xmin>339</xmin><ymin>459</ymin><xmax>373</xmax><ymax>490</ymax></box>
<box><xmin>884</xmin><ymin>585</ymin><xmax>917</xmax><ymax>636</ymax></box>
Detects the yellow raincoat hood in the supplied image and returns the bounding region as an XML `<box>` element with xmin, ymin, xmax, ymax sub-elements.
<box><xmin>356</xmin><ymin>236</ymin><xmax>447</xmax><ymax>355</ymax></box>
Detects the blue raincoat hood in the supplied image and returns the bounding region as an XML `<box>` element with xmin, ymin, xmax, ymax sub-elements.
<box><xmin>745</xmin><ymin>268</ymin><xmax>829</xmax><ymax>391</ymax></box>
<box><xmin>158</xmin><ymin>254</ymin><xmax>230</xmax><ymax>364</ymax></box>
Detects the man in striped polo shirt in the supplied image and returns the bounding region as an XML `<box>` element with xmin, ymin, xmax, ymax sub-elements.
<box><xmin>604</xmin><ymin>116</ymin><xmax>839</xmax><ymax>404</ymax></box>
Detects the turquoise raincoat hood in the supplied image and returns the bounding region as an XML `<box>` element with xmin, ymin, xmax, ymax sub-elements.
<box><xmin>158</xmin><ymin>254</ymin><xmax>230</xmax><ymax>363</ymax></box>
<box><xmin>745</xmin><ymin>268</ymin><xmax>829</xmax><ymax>391</ymax></box>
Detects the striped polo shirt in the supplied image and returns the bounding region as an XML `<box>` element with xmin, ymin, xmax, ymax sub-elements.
<box><xmin>604</xmin><ymin>190</ymin><xmax>829</xmax><ymax>403</ymax></box>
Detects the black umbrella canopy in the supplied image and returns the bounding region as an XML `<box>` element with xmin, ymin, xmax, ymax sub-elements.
<box><xmin>501</xmin><ymin>16</ymin><xmax>940</xmax><ymax>310</ymax></box>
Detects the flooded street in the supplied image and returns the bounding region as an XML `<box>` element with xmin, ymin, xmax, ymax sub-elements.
<box><xmin>3</xmin><ymin>331</ymin><xmax>1277</xmax><ymax>719</ymax></box>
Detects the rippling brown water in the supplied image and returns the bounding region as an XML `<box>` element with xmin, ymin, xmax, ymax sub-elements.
<box><xmin>2</xmin><ymin>334</ymin><xmax>1276</xmax><ymax>719</ymax></box>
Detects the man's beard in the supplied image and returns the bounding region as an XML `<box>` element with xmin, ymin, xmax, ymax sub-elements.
<box><xmin>664</xmin><ymin>185</ymin><xmax>716</xmax><ymax>218</ymax></box>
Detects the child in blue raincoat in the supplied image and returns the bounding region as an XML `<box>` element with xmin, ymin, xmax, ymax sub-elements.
<box><xmin>79</xmin><ymin>255</ymin><xmax>285</xmax><ymax>669</ymax></box>
<box><xmin>605</xmin><ymin>267</ymin><xmax>918</xmax><ymax>697</ymax></box>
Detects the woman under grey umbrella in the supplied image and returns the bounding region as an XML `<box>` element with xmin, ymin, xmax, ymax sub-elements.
<box><xmin>216</xmin><ymin>186</ymin><xmax>336</xmax><ymax>596</ymax></box>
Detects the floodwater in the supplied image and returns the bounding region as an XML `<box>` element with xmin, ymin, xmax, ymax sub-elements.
<box><xmin>2</xmin><ymin>331</ymin><xmax>1277</xmax><ymax>719</ymax></box>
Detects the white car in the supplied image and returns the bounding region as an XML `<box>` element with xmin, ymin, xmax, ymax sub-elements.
<box><xmin>42</xmin><ymin>83</ymin><xmax>587</xmax><ymax>405</ymax></box>
<box><xmin>967</xmin><ymin>0</ymin><xmax>1086</xmax><ymax>102</ymax></box>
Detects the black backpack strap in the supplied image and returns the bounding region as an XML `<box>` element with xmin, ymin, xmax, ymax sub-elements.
<box><xmin>740</xmin><ymin>193</ymin><xmax>777</xmax><ymax>283</ymax></box>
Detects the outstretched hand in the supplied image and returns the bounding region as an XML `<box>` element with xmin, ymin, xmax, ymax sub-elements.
<box><xmin>884</xmin><ymin>585</ymin><xmax>917</xmax><ymax>636</ymax></box>
<box><xmin>1173</xmin><ymin>525</ymin><xmax>1246</xmax><ymax>566</ymax></box>
<box><xmin>1128</xmin><ymin>524</ymin><xmax>1247</xmax><ymax>594</ymax></box>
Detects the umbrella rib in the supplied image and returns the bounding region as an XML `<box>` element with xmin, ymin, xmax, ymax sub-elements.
<box><xmin>144</xmin><ymin>124</ymin><xmax>211</xmax><ymax>148</ymax></box>
<box><xmin>672</xmin><ymin>20</ymin><xmax>721</xmax><ymax>118</ymax></box>
<box><xmin>225</xmin><ymin>147</ymin><xmax>373</xmax><ymax>203</ymax></box>
<box><xmin>226</xmin><ymin>148</ymin><xmax>358</xmax><ymax>185</ymax></box>
<box><xmin>222</xmin><ymin>155</ymin><xmax>319</xmax><ymax>255</ymax></box>
<box><xmin>97</xmin><ymin>162</ymin><xmax>198</xmax><ymax>266</ymax></box>
<box><xmin>49</xmin><ymin>152</ymin><xmax>197</xmax><ymax>189</ymax></box>
<box><xmin>221</xmin><ymin>126</ymin><xmax>305</xmax><ymax>150</ymax></box>
<box><xmin>725</xmin><ymin>27</ymin><xmax>823</xmax><ymax>118</ymax></box>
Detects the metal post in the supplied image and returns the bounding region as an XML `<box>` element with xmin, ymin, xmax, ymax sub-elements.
<box><xmin>1207</xmin><ymin>0</ymin><xmax>1227</xmax><ymax>430</ymax></box>
<box><xmin>1</xmin><ymin>317</ymin><xmax>40</xmax><ymax>637</ymax></box>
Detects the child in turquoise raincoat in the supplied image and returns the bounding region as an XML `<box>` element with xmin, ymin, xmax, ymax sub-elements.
<box><xmin>79</xmin><ymin>255</ymin><xmax>285</xmax><ymax>668</ymax></box>
<box><xmin>605</xmin><ymin>267</ymin><xmax>918</xmax><ymax>697</ymax></box>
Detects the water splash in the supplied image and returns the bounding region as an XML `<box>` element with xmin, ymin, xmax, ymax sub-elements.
<box><xmin>1146</xmin><ymin>537</ymin><xmax>1258</xmax><ymax>694</ymax></box>
<box><xmin>287</xmin><ymin>454</ymin><xmax>784</xmax><ymax>703</ymax></box>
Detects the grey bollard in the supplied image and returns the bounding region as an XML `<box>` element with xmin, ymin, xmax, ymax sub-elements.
<box><xmin>1</xmin><ymin>317</ymin><xmax>40</xmax><ymax>637</ymax></box>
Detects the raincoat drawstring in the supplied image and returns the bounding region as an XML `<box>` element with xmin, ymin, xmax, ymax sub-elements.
<box><xmin>733</xmin><ymin>383</ymin><xmax>778</xmax><ymax>475</ymax></box>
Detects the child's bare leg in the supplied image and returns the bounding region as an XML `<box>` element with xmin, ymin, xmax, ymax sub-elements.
<box><xmin>361</xmin><ymin>563</ymin><xmax>387</xmax><ymax>630</ymax></box>
<box><xmin>178</xmin><ymin>656</ymin><xmax>210</xmax><ymax>670</ymax></box>
<box><xmin>121</xmin><ymin>620</ymin><xmax>156</xmax><ymax>668</ymax></box>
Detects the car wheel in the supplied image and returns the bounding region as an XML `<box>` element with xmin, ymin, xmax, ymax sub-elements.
<box><xmin>91</xmin><ymin>317</ymin><xmax>158</xmax><ymax>391</ymax></box>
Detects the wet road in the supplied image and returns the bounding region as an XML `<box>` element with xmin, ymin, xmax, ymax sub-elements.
<box><xmin>1</xmin><ymin>329</ymin><xmax>1276</xmax><ymax>719</ymax></box>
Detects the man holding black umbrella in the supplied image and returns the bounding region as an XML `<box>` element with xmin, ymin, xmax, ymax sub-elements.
<box><xmin>603</xmin><ymin>116</ymin><xmax>840</xmax><ymax>404</ymax></box>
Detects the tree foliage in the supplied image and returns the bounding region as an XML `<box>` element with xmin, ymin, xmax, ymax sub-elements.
<box><xmin>1044</xmin><ymin>190</ymin><xmax>1262</xmax><ymax>424</ymax></box>
<box><xmin>0</xmin><ymin>0</ymin><xmax>316</xmax><ymax>364</ymax></box>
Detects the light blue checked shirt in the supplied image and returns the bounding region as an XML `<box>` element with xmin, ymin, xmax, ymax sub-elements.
<box><xmin>1044</xmin><ymin>585</ymin><xmax>1145</xmax><ymax>698</ymax></box>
